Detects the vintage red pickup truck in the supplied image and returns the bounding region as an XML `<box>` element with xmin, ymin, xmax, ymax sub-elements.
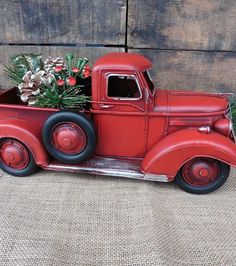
<box><xmin>0</xmin><ymin>52</ymin><xmax>235</xmax><ymax>194</ymax></box>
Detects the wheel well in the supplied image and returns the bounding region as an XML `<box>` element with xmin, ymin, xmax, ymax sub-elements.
<box><xmin>0</xmin><ymin>119</ymin><xmax>49</xmax><ymax>166</ymax></box>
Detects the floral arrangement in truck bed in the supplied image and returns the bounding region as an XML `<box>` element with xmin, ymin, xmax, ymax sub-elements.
<box><xmin>4</xmin><ymin>53</ymin><xmax>91</xmax><ymax>109</ymax></box>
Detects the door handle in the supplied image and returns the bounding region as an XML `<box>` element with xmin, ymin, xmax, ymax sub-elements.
<box><xmin>100</xmin><ymin>104</ymin><xmax>114</xmax><ymax>109</ymax></box>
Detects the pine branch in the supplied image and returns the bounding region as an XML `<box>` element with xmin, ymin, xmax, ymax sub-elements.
<box><xmin>229</xmin><ymin>96</ymin><xmax>236</xmax><ymax>131</ymax></box>
<box><xmin>34</xmin><ymin>83</ymin><xmax>90</xmax><ymax>109</ymax></box>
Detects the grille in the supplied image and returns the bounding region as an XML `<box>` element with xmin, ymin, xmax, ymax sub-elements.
<box><xmin>226</xmin><ymin>104</ymin><xmax>232</xmax><ymax>120</ymax></box>
<box><xmin>225</xmin><ymin>103</ymin><xmax>235</xmax><ymax>141</ymax></box>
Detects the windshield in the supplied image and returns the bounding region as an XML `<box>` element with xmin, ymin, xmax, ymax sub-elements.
<box><xmin>143</xmin><ymin>71</ymin><xmax>154</xmax><ymax>94</ymax></box>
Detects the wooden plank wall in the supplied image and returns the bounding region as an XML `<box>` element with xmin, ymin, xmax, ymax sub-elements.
<box><xmin>128</xmin><ymin>0</ymin><xmax>236</xmax><ymax>92</ymax></box>
<box><xmin>0</xmin><ymin>0</ymin><xmax>126</xmax><ymax>88</ymax></box>
<box><xmin>1</xmin><ymin>0</ymin><xmax>236</xmax><ymax>92</ymax></box>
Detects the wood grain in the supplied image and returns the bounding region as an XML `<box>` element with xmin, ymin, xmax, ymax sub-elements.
<box><xmin>130</xmin><ymin>49</ymin><xmax>236</xmax><ymax>92</ymax></box>
<box><xmin>0</xmin><ymin>46</ymin><xmax>124</xmax><ymax>88</ymax></box>
<box><xmin>0</xmin><ymin>0</ymin><xmax>127</xmax><ymax>45</ymax></box>
<box><xmin>1</xmin><ymin>0</ymin><xmax>236</xmax><ymax>94</ymax></box>
<box><xmin>128</xmin><ymin>0</ymin><xmax>236</xmax><ymax>50</ymax></box>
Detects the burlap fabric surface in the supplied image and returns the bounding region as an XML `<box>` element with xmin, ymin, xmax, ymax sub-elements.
<box><xmin>0</xmin><ymin>168</ymin><xmax>236</xmax><ymax>266</ymax></box>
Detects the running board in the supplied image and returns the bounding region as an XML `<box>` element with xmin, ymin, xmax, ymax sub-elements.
<box><xmin>42</xmin><ymin>157</ymin><xmax>169</xmax><ymax>182</ymax></box>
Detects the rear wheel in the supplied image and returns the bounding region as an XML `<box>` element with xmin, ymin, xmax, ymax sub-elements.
<box><xmin>0</xmin><ymin>138</ymin><xmax>38</xmax><ymax>176</ymax></box>
<box><xmin>42</xmin><ymin>111</ymin><xmax>96</xmax><ymax>164</ymax></box>
<box><xmin>175</xmin><ymin>157</ymin><xmax>230</xmax><ymax>194</ymax></box>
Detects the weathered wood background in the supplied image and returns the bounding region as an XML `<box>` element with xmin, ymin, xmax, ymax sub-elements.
<box><xmin>1</xmin><ymin>0</ymin><xmax>236</xmax><ymax>92</ymax></box>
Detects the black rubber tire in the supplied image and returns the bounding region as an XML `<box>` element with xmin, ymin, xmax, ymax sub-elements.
<box><xmin>42</xmin><ymin>110</ymin><xmax>96</xmax><ymax>164</ymax></box>
<box><xmin>0</xmin><ymin>139</ymin><xmax>38</xmax><ymax>177</ymax></box>
<box><xmin>175</xmin><ymin>158</ymin><xmax>230</xmax><ymax>194</ymax></box>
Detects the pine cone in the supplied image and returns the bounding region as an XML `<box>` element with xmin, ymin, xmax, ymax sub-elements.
<box><xmin>18</xmin><ymin>70</ymin><xmax>45</xmax><ymax>103</ymax></box>
<box><xmin>44</xmin><ymin>57</ymin><xmax>66</xmax><ymax>74</ymax></box>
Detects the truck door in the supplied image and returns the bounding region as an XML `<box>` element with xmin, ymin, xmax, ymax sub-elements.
<box><xmin>94</xmin><ymin>72</ymin><xmax>147</xmax><ymax>158</ymax></box>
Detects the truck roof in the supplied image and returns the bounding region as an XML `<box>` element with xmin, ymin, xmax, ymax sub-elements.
<box><xmin>93</xmin><ymin>52</ymin><xmax>152</xmax><ymax>71</ymax></box>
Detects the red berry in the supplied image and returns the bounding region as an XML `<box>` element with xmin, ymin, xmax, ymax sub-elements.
<box><xmin>83</xmin><ymin>69</ymin><xmax>91</xmax><ymax>78</ymax></box>
<box><xmin>55</xmin><ymin>65</ymin><xmax>63</xmax><ymax>73</ymax></box>
<box><xmin>66</xmin><ymin>76</ymin><xmax>76</xmax><ymax>86</ymax></box>
<box><xmin>71</xmin><ymin>67</ymin><xmax>79</xmax><ymax>73</ymax></box>
<box><xmin>84</xmin><ymin>65</ymin><xmax>91</xmax><ymax>71</ymax></box>
<box><xmin>56</xmin><ymin>79</ymin><xmax>64</xmax><ymax>86</ymax></box>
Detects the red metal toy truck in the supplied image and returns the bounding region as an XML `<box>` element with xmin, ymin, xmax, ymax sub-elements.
<box><xmin>0</xmin><ymin>52</ymin><xmax>235</xmax><ymax>194</ymax></box>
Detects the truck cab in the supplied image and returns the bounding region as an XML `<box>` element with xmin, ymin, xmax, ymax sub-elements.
<box><xmin>0</xmin><ymin>52</ymin><xmax>235</xmax><ymax>194</ymax></box>
<box><xmin>91</xmin><ymin>53</ymin><xmax>155</xmax><ymax>158</ymax></box>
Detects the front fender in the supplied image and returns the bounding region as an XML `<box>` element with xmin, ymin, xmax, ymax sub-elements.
<box><xmin>0</xmin><ymin>118</ymin><xmax>49</xmax><ymax>166</ymax></box>
<box><xmin>142</xmin><ymin>128</ymin><xmax>236</xmax><ymax>180</ymax></box>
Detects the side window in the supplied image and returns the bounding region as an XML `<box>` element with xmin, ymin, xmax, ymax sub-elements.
<box><xmin>107</xmin><ymin>75</ymin><xmax>141</xmax><ymax>99</ymax></box>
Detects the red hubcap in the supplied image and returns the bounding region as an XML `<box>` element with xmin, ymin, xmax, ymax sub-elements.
<box><xmin>182</xmin><ymin>158</ymin><xmax>220</xmax><ymax>186</ymax></box>
<box><xmin>0</xmin><ymin>140</ymin><xmax>30</xmax><ymax>170</ymax></box>
<box><xmin>51</xmin><ymin>123</ymin><xmax>86</xmax><ymax>154</ymax></box>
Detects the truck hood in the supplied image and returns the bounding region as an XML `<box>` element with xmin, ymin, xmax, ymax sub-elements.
<box><xmin>154</xmin><ymin>90</ymin><xmax>228</xmax><ymax>114</ymax></box>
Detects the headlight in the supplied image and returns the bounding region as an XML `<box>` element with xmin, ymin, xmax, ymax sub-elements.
<box><xmin>214</xmin><ymin>118</ymin><xmax>232</xmax><ymax>136</ymax></box>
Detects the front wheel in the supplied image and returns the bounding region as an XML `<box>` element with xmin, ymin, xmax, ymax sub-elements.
<box><xmin>175</xmin><ymin>157</ymin><xmax>230</xmax><ymax>194</ymax></box>
<box><xmin>0</xmin><ymin>138</ymin><xmax>38</xmax><ymax>176</ymax></box>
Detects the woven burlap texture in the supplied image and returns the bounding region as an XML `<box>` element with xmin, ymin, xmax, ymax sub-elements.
<box><xmin>0</xmin><ymin>168</ymin><xmax>236</xmax><ymax>266</ymax></box>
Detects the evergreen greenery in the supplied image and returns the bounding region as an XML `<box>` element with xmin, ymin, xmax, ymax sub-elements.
<box><xmin>4</xmin><ymin>54</ymin><xmax>43</xmax><ymax>85</ymax></box>
<box><xmin>35</xmin><ymin>83</ymin><xmax>89</xmax><ymax>109</ymax></box>
<box><xmin>4</xmin><ymin>53</ymin><xmax>91</xmax><ymax>110</ymax></box>
<box><xmin>230</xmin><ymin>97</ymin><xmax>236</xmax><ymax>131</ymax></box>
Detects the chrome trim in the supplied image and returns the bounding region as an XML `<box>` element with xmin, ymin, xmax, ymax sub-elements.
<box><xmin>105</xmin><ymin>73</ymin><xmax>143</xmax><ymax>101</ymax></box>
<box><xmin>144</xmin><ymin>173</ymin><xmax>169</xmax><ymax>182</ymax></box>
<box><xmin>225</xmin><ymin>103</ymin><xmax>235</xmax><ymax>141</ymax></box>
<box><xmin>100</xmin><ymin>104</ymin><xmax>114</xmax><ymax>109</ymax></box>
<box><xmin>229</xmin><ymin>119</ymin><xmax>233</xmax><ymax>132</ymax></box>
<box><xmin>46</xmin><ymin>163</ymin><xmax>144</xmax><ymax>179</ymax></box>
<box><xmin>198</xmin><ymin>126</ymin><xmax>211</xmax><ymax>134</ymax></box>
<box><xmin>226</xmin><ymin>103</ymin><xmax>233</xmax><ymax>120</ymax></box>
<box><xmin>145</xmin><ymin>70</ymin><xmax>155</xmax><ymax>97</ymax></box>
<box><xmin>44</xmin><ymin>157</ymin><xmax>170</xmax><ymax>183</ymax></box>
<box><xmin>146</xmin><ymin>70</ymin><xmax>153</xmax><ymax>81</ymax></box>
<box><xmin>219</xmin><ymin>92</ymin><xmax>234</xmax><ymax>97</ymax></box>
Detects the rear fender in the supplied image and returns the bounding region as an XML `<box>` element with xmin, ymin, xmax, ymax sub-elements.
<box><xmin>0</xmin><ymin>118</ymin><xmax>49</xmax><ymax>165</ymax></box>
<box><xmin>142</xmin><ymin>128</ymin><xmax>236</xmax><ymax>180</ymax></box>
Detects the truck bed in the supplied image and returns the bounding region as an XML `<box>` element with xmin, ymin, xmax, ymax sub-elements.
<box><xmin>0</xmin><ymin>87</ymin><xmax>23</xmax><ymax>105</ymax></box>
<box><xmin>0</xmin><ymin>88</ymin><xmax>58</xmax><ymax>128</ymax></box>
